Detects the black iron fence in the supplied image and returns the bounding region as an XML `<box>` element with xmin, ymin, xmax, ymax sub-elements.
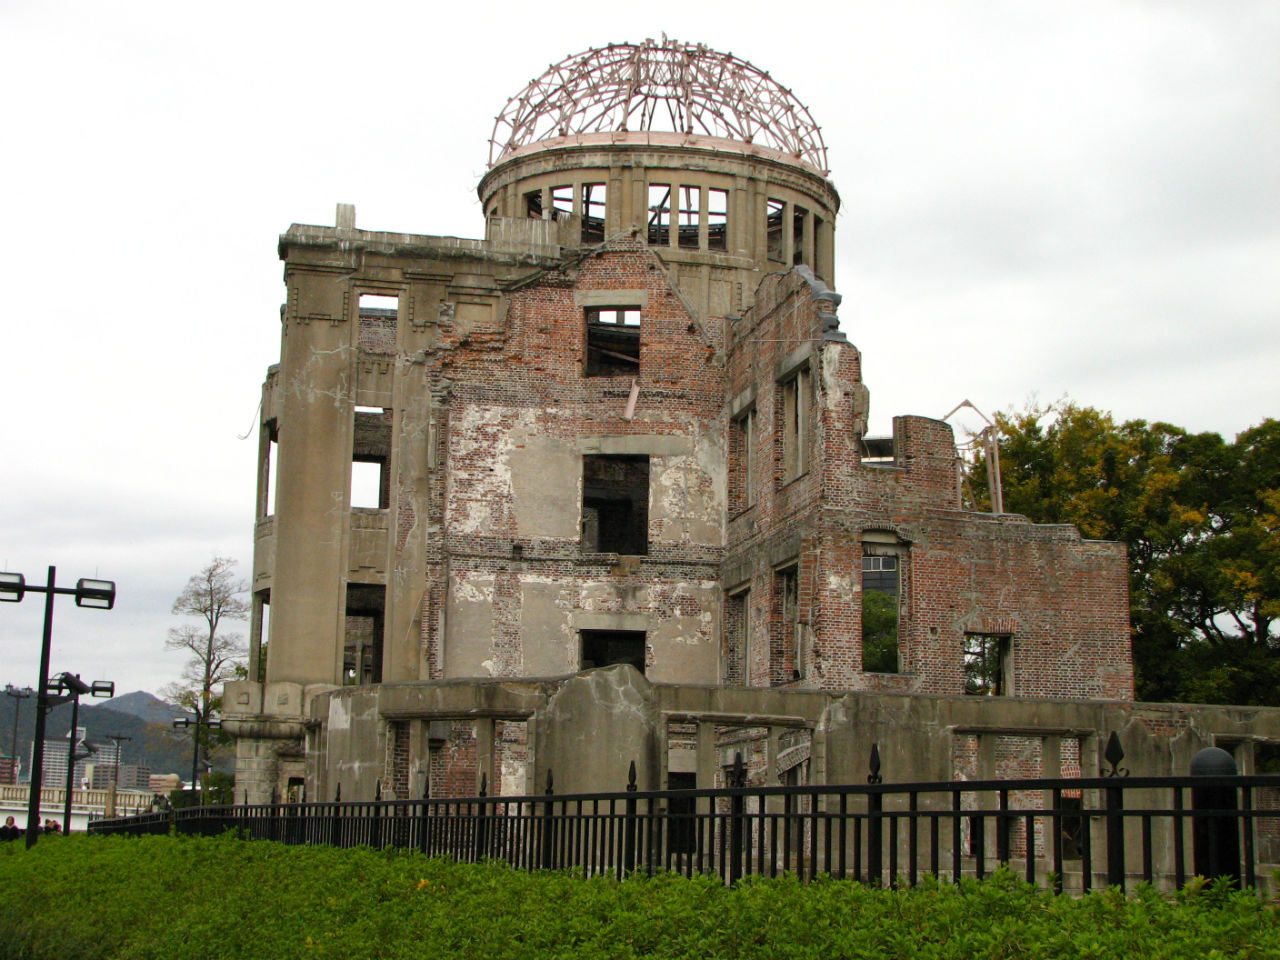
<box><xmin>91</xmin><ymin>755</ymin><xmax>1280</xmax><ymax>893</ymax></box>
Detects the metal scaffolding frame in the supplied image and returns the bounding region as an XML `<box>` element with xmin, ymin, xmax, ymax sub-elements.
<box><xmin>489</xmin><ymin>38</ymin><xmax>829</xmax><ymax>173</ymax></box>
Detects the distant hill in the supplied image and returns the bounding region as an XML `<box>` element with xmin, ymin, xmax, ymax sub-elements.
<box><xmin>106</xmin><ymin>690</ymin><xmax>188</xmax><ymax>726</ymax></box>
<box><xmin>0</xmin><ymin>685</ymin><xmax>232</xmax><ymax>779</ymax></box>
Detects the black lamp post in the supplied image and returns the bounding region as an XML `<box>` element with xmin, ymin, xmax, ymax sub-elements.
<box><xmin>45</xmin><ymin>672</ymin><xmax>114</xmax><ymax>833</ymax></box>
<box><xmin>4</xmin><ymin>684</ymin><xmax>33</xmax><ymax>781</ymax></box>
<box><xmin>0</xmin><ymin>566</ymin><xmax>115</xmax><ymax>848</ymax></box>
<box><xmin>107</xmin><ymin>733</ymin><xmax>132</xmax><ymax>789</ymax></box>
<box><xmin>173</xmin><ymin>712</ymin><xmax>221</xmax><ymax>805</ymax></box>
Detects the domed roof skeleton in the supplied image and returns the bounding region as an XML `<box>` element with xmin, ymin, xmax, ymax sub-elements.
<box><xmin>488</xmin><ymin>38</ymin><xmax>829</xmax><ymax>174</ymax></box>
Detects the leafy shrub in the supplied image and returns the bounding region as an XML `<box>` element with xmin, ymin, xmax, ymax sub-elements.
<box><xmin>1</xmin><ymin>836</ymin><xmax>1277</xmax><ymax>959</ymax></box>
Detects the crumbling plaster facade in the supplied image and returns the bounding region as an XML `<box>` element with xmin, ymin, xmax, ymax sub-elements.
<box><xmin>223</xmin><ymin>41</ymin><xmax>1280</xmax><ymax>806</ymax></box>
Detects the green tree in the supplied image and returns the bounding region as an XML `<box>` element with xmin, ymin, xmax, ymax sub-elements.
<box><xmin>973</xmin><ymin>403</ymin><xmax>1280</xmax><ymax>705</ymax></box>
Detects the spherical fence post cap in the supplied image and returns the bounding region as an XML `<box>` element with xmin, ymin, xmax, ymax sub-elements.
<box><xmin>1190</xmin><ymin>746</ymin><xmax>1238</xmax><ymax>776</ymax></box>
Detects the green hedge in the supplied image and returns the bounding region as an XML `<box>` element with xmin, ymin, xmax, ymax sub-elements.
<box><xmin>1</xmin><ymin>835</ymin><xmax>1277</xmax><ymax>959</ymax></box>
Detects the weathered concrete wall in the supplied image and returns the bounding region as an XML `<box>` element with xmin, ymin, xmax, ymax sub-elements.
<box><xmin>305</xmin><ymin>670</ymin><xmax>1280</xmax><ymax>803</ymax></box>
<box><xmin>436</xmin><ymin>243</ymin><xmax>725</xmax><ymax>686</ymax></box>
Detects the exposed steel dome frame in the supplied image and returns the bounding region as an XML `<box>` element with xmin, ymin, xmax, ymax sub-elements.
<box><xmin>489</xmin><ymin>38</ymin><xmax>829</xmax><ymax>174</ymax></box>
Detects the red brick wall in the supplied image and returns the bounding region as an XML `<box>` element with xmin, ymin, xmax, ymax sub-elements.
<box><xmin>723</xmin><ymin>269</ymin><xmax>1134</xmax><ymax>699</ymax></box>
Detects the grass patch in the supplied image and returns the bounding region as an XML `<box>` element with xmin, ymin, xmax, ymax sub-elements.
<box><xmin>1</xmin><ymin>835</ymin><xmax>1277</xmax><ymax>959</ymax></box>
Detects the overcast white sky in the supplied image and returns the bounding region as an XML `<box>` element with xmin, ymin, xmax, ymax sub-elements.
<box><xmin>2</xmin><ymin>0</ymin><xmax>1276</xmax><ymax>697</ymax></box>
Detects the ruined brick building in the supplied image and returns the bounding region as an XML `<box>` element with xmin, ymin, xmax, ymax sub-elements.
<box><xmin>225</xmin><ymin>40</ymin><xmax>1280</xmax><ymax>807</ymax></box>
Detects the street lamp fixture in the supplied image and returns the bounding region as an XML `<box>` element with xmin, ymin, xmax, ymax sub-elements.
<box><xmin>0</xmin><ymin>573</ymin><xmax>26</xmax><ymax>602</ymax></box>
<box><xmin>0</xmin><ymin>566</ymin><xmax>116</xmax><ymax>847</ymax></box>
<box><xmin>173</xmin><ymin>714</ymin><xmax>222</xmax><ymax>804</ymax></box>
<box><xmin>74</xmin><ymin>579</ymin><xmax>116</xmax><ymax>610</ymax></box>
<box><xmin>46</xmin><ymin>672</ymin><xmax>114</xmax><ymax>833</ymax></box>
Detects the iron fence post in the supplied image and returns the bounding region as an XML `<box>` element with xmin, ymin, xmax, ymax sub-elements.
<box><xmin>330</xmin><ymin>783</ymin><xmax>341</xmax><ymax>848</ymax></box>
<box><xmin>1103</xmin><ymin>732</ymin><xmax>1129</xmax><ymax>889</ymax></box>
<box><xmin>729</xmin><ymin>752</ymin><xmax>745</xmax><ymax>885</ymax></box>
<box><xmin>624</xmin><ymin>761</ymin><xmax>638</xmax><ymax>876</ymax></box>
<box><xmin>473</xmin><ymin>773</ymin><xmax>489</xmax><ymax>861</ymax></box>
<box><xmin>867</xmin><ymin>744</ymin><xmax>883</xmax><ymax>885</ymax></box>
<box><xmin>540</xmin><ymin>770</ymin><xmax>555</xmax><ymax>870</ymax></box>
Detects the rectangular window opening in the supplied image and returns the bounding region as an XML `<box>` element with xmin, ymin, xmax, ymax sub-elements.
<box><xmin>725</xmin><ymin>589</ymin><xmax>748</xmax><ymax>685</ymax></box>
<box><xmin>581</xmin><ymin>182</ymin><xmax>606</xmax><ymax>243</ymax></box>
<box><xmin>358</xmin><ymin>294</ymin><xmax>398</xmax><ymax>355</ymax></box>
<box><xmin>766</xmin><ymin>198</ymin><xmax>785</xmax><ymax>262</ymax></box>
<box><xmin>584</xmin><ymin>306</ymin><xmax>641</xmax><ymax>377</ymax></box>
<box><xmin>647</xmin><ymin>184</ymin><xmax>671</xmax><ymax>245</ymax></box>
<box><xmin>708</xmin><ymin>188</ymin><xmax>728</xmax><ymax>251</ymax></box>
<box><xmin>582</xmin><ymin>454</ymin><xmax>649</xmax><ymax>555</ymax></box>
<box><xmin>343</xmin><ymin>584</ymin><xmax>385</xmax><ymax>685</ymax></box>
<box><xmin>772</xmin><ymin>565</ymin><xmax>799</xmax><ymax>685</ymax></box>
<box><xmin>351</xmin><ymin>407</ymin><xmax>391</xmax><ymax>509</ymax></box>
<box><xmin>861</xmin><ymin>553</ymin><xmax>900</xmax><ymax>673</ymax></box>
<box><xmin>581</xmin><ymin>629</ymin><xmax>646</xmax><ymax>673</ymax></box>
<box><xmin>550</xmin><ymin>184</ymin><xmax>573</xmax><ymax>220</ymax></box>
<box><xmin>780</xmin><ymin>367</ymin><xmax>810</xmax><ymax>483</ymax></box>
<box><xmin>813</xmin><ymin>216</ymin><xmax>826</xmax><ymax>281</ymax></box>
<box><xmin>729</xmin><ymin>408</ymin><xmax>756</xmax><ymax>514</ymax></box>
<box><xmin>963</xmin><ymin>633</ymin><xmax>1010</xmax><ymax>695</ymax></box>
<box><xmin>252</xmin><ymin>590</ymin><xmax>270</xmax><ymax>683</ymax></box>
<box><xmin>525</xmin><ymin>189</ymin><xmax>543</xmax><ymax>218</ymax></box>
<box><xmin>792</xmin><ymin>205</ymin><xmax>808</xmax><ymax>265</ymax></box>
<box><xmin>262</xmin><ymin>421</ymin><xmax>279</xmax><ymax>517</ymax></box>
<box><xmin>677</xmin><ymin>185</ymin><xmax>700</xmax><ymax>248</ymax></box>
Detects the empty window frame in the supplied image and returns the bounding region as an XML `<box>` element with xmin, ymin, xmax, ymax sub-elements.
<box><xmin>251</xmin><ymin>589</ymin><xmax>270</xmax><ymax>683</ymax></box>
<box><xmin>780</xmin><ymin>366</ymin><xmax>811</xmax><ymax>483</ymax></box>
<box><xmin>766</xmin><ymin>198</ymin><xmax>785</xmax><ymax>261</ymax></box>
<box><xmin>550</xmin><ymin>185</ymin><xmax>574</xmax><ymax>219</ymax></box>
<box><xmin>358</xmin><ymin>293</ymin><xmax>398</xmax><ymax>355</ymax></box>
<box><xmin>525</xmin><ymin>189</ymin><xmax>544</xmax><ymax>218</ymax></box>
<box><xmin>677</xmin><ymin>185</ymin><xmax>700</xmax><ymax>248</ymax></box>
<box><xmin>581</xmin><ymin>629</ymin><xmax>646</xmax><ymax>673</ymax></box>
<box><xmin>343</xmin><ymin>584</ymin><xmax>385</xmax><ymax>685</ymax></box>
<box><xmin>707</xmin><ymin>188</ymin><xmax>728</xmax><ymax>251</ymax></box>
<box><xmin>260</xmin><ymin>419</ymin><xmax>279</xmax><ymax>517</ymax></box>
<box><xmin>813</xmin><ymin>215</ymin><xmax>827</xmax><ymax>280</ymax></box>
<box><xmin>724</xmin><ymin>589</ymin><xmax>748</xmax><ymax>685</ymax></box>
<box><xmin>772</xmin><ymin>565</ymin><xmax>799</xmax><ymax>685</ymax></box>
<box><xmin>792</xmin><ymin>205</ymin><xmax>808</xmax><ymax>265</ymax></box>
<box><xmin>861</xmin><ymin>553</ymin><xmax>900</xmax><ymax>673</ymax></box>
<box><xmin>581</xmin><ymin>182</ymin><xmax>606</xmax><ymax>243</ymax></box>
<box><xmin>729</xmin><ymin>407</ymin><xmax>756</xmax><ymax>514</ymax></box>
<box><xmin>584</xmin><ymin>306</ymin><xmax>641</xmax><ymax>376</ymax></box>
<box><xmin>647</xmin><ymin>184</ymin><xmax>672</xmax><ymax>245</ymax></box>
<box><xmin>963</xmin><ymin>633</ymin><xmax>1010</xmax><ymax>695</ymax></box>
<box><xmin>351</xmin><ymin>406</ymin><xmax>391</xmax><ymax>509</ymax></box>
<box><xmin>582</xmin><ymin>454</ymin><xmax>649</xmax><ymax>555</ymax></box>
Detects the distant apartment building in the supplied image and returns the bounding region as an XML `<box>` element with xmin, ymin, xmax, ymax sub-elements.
<box><xmin>36</xmin><ymin>728</ymin><xmax>118</xmax><ymax>789</ymax></box>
